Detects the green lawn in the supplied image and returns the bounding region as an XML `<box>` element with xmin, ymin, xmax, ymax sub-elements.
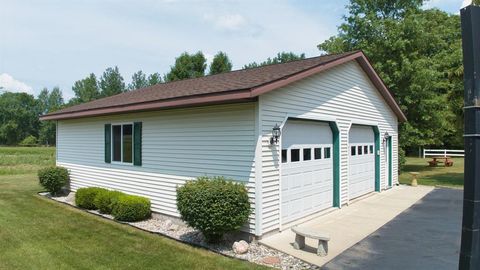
<box><xmin>399</xmin><ymin>157</ymin><xmax>464</xmax><ymax>188</ymax></box>
<box><xmin>0</xmin><ymin>147</ymin><xmax>267</xmax><ymax>270</ymax></box>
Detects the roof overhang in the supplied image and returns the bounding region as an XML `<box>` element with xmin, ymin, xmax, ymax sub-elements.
<box><xmin>40</xmin><ymin>51</ymin><xmax>406</xmax><ymax>122</ymax></box>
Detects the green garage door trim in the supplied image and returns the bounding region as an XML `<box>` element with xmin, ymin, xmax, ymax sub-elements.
<box><xmin>329</xmin><ymin>122</ymin><xmax>340</xmax><ymax>207</ymax></box>
<box><xmin>372</xmin><ymin>126</ymin><xmax>380</xmax><ymax>192</ymax></box>
<box><xmin>388</xmin><ymin>136</ymin><xmax>392</xmax><ymax>187</ymax></box>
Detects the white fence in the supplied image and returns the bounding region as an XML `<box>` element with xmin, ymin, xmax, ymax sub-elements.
<box><xmin>423</xmin><ymin>149</ymin><xmax>465</xmax><ymax>158</ymax></box>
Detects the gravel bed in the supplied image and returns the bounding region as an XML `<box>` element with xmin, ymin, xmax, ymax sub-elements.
<box><xmin>40</xmin><ymin>192</ymin><xmax>319</xmax><ymax>269</ymax></box>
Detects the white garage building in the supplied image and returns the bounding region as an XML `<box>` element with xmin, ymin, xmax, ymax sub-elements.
<box><xmin>41</xmin><ymin>51</ymin><xmax>406</xmax><ymax>238</ymax></box>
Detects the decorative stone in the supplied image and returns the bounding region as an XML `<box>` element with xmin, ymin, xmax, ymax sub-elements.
<box><xmin>262</xmin><ymin>256</ymin><xmax>281</xmax><ymax>265</ymax></box>
<box><xmin>232</xmin><ymin>240</ymin><xmax>249</xmax><ymax>254</ymax></box>
<box><xmin>168</xmin><ymin>224</ymin><xmax>179</xmax><ymax>231</ymax></box>
<box><xmin>164</xmin><ymin>219</ymin><xmax>173</xmax><ymax>228</ymax></box>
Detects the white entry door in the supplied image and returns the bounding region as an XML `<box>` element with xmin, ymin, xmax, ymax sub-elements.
<box><xmin>281</xmin><ymin>120</ymin><xmax>333</xmax><ymax>224</ymax></box>
<box><xmin>348</xmin><ymin>125</ymin><xmax>375</xmax><ymax>199</ymax></box>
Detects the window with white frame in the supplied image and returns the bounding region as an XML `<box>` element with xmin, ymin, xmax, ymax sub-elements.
<box><xmin>112</xmin><ymin>124</ymin><xmax>133</xmax><ymax>163</ymax></box>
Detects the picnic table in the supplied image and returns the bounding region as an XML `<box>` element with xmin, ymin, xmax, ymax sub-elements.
<box><xmin>428</xmin><ymin>156</ymin><xmax>453</xmax><ymax>167</ymax></box>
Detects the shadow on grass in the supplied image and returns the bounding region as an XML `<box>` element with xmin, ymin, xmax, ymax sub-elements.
<box><xmin>420</xmin><ymin>172</ymin><xmax>464</xmax><ymax>187</ymax></box>
<box><xmin>403</xmin><ymin>164</ymin><xmax>454</xmax><ymax>173</ymax></box>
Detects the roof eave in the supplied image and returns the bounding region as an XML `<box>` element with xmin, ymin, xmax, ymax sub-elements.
<box><xmin>40</xmin><ymin>90</ymin><xmax>255</xmax><ymax>121</ymax></box>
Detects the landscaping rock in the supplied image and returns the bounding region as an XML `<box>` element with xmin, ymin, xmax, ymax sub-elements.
<box><xmin>262</xmin><ymin>256</ymin><xmax>281</xmax><ymax>265</ymax></box>
<box><xmin>232</xmin><ymin>240</ymin><xmax>249</xmax><ymax>254</ymax></box>
<box><xmin>168</xmin><ymin>224</ymin><xmax>179</xmax><ymax>231</ymax></box>
<box><xmin>164</xmin><ymin>219</ymin><xmax>173</xmax><ymax>229</ymax></box>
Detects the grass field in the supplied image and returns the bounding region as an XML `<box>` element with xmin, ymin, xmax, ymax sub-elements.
<box><xmin>0</xmin><ymin>147</ymin><xmax>266</xmax><ymax>270</ymax></box>
<box><xmin>399</xmin><ymin>157</ymin><xmax>464</xmax><ymax>187</ymax></box>
<box><xmin>0</xmin><ymin>147</ymin><xmax>55</xmax><ymax>175</ymax></box>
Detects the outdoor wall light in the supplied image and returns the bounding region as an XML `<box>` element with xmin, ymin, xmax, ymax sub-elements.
<box><xmin>270</xmin><ymin>124</ymin><xmax>281</xmax><ymax>145</ymax></box>
<box><xmin>383</xmin><ymin>131</ymin><xmax>390</xmax><ymax>143</ymax></box>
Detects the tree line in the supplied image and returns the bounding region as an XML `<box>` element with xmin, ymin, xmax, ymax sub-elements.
<box><xmin>0</xmin><ymin>0</ymin><xmax>466</xmax><ymax>153</ymax></box>
<box><xmin>0</xmin><ymin>51</ymin><xmax>304</xmax><ymax>146</ymax></box>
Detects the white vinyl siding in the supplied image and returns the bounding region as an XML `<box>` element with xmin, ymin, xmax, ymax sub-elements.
<box><xmin>57</xmin><ymin>103</ymin><xmax>257</xmax><ymax>232</ymax></box>
<box><xmin>259</xmin><ymin>61</ymin><xmax>399</xmax><ymax>234</ymax></box>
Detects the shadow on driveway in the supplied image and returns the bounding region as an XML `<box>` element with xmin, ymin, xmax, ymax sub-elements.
<box><xmin>322</xmin><ymin>188</ymin><xmax>462</xmax><ymax>270</ymax></box>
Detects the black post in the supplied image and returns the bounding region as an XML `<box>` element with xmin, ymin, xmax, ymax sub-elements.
<box><xmin>459</xmin><ymin>5</ymin><xmax>480</xmax><ymax>270</ymax></box>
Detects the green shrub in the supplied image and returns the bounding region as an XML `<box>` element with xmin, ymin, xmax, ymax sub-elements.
<box><xmin>19</xmin><ymin>135</ymin><xmax>38</xmax><ymax>146</ymax></box>
<box><xmin>112</xmin><ymin>194</ymin><xmax>151</xmax><ymax>222</ymax></box>
<box><xmin>75</xmin><ymin>187</ymin><xmax>108</xmax><ymax>210</ymax></box>
<box><xmin>38</xmin><ymin>166</ymin><xmax>69</xmax><ymax>195</ymax></box>
<box><xmin>176</xmin><ymin>176</ymin><xmax>251</xmax><ymax>243</ymax></box>
<box><xmin>94</xmin><ymin>190</ymin><xmax>124</xmax><ymax>214</ymax></box>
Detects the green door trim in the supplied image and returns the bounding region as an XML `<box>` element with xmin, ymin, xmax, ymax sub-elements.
<box><xmin>388</xmin><ymin>137</ymin><xmax>393</xmax><ymax>187</ymax></box>
<box><xmin>372</xmin><ymin>126</ymin><xmax>381</xmax><ymax>192</ymax></box>
<box><xmin>329</xmin><ymin>122</ymin><xmax>340</xmax><ymax>207</ymax></box>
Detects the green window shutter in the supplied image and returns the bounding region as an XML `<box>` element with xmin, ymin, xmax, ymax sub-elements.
<box><xmin>105</xmin><ymin>124</ymin><xmax>111</xmax><ymax>163</ymax></box>
<box><xmin>134</xmin><ymin>122</ymin><xmax>142</xmax><ymax>166</ymax></box>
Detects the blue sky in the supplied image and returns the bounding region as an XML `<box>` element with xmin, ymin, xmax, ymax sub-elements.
<box><xmin>0</xmin><ymin>0</ymin><xmax>465</xmax><ymax>100</ymax></box>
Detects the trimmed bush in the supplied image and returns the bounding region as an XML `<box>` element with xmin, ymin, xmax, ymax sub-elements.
<box><xmin>112</xmin><ymin>194</ymin><xmax>151</xmax><ymax>222</ymax></box>
<box><xmin>38</xmin><ymin>166</ymin><xmax>69</xmax><ymax>195</ymax></box>
<box><xmin>176</xmin><ymin>176</ymin><xmax>251</xmax><ymax>243</ymax></box>
<box><xmin>75</xmin><ymin>187</ymin><xmax>108</xmax><ymax>210</ymax></box>
<box><xmin>94</xmin><ymin>190</ymin><xmax>124</xmax><ymax>214</ymax></box>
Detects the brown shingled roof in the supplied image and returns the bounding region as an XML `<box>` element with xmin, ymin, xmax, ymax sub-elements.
<box><xmin>41</xmin><ymin>51</ymin><xmax>406</xmax><ymax>122</ymax></box>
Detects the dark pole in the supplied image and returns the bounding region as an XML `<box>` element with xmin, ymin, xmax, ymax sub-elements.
<box><xmin>459</xmin><ymin>4</ymin><xmax>480</xmax><ymax>270</ymax></box>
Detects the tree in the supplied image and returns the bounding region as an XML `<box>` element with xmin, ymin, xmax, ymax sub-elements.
<box><xmin>37</xmin><ymin>87</ymin><xmax>65</xmax><ymax>145</ymax></box>
<box><xmin>318</xmin><ymin>0</ymin><xmax>463</xmax><ymax>151</ymax></box>
<box><xmin>71</xmin><ymin>73</ymin><xmax>100</xmax><ymax>104</ymax></box>
<box><xmin>148</xmin><ymin>73</ymin><xmax>162</xmax><ymax>85</ymax></box>
<box><xmin>209</xmin><ymin>52</ymin><xmax>233</xmax><ymax>75</ymax></box>
<box><xmin>47</xmin><ymin>87</ymin><xmax>64</xmax><ymax>112</ymax></box>
<box><xmin>99</xmin><ymin>66</ymin><xmax>125</xmax><ymax>97</ymax></box>
<box><xmin>243</xmin><ymin>52</ymin><xmax>306</xmax><ymax>69</ymax></box>
<box><xmin>128</xmin><ymin>70</ymin><xmax>149</xmax><ymax>90</ymax></box>
<box><xmin>37</xmin><ymin>88</ymin><xmax>50</xmax><ymax>115</ymax></box>
<box><xmin>165</xmin><ymin>52</ymin><xmax>207</xmax><ymax>82</ymax></box>
<box><xmin>0</xmin><ymin>92</ymin><xmax>40</xmax><ymax>145</ymax></box>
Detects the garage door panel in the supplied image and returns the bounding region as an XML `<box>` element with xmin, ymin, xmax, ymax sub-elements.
<box><xmin>281</xmin><ymin>120</ymin><xmax>334</xmax><ymax>224</ymax></box>
<box><xmin>349</xmin><ymin>125</ymin><xmax>375</xmax><ymax>200</ymax></box>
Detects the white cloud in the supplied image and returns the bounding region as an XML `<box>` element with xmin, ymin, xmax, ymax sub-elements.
<box><xmin>0</xmin><ymin>73</ymin><xmax>34</xmax><ymax>94</ymax></box>
<box><xmin>214</xmin><ymin>14</ymin><xmax>247</xmax><ymax>30</ymax></box>
<box><xmin>203</xmin><ymin>13</ymin><xmax>259</xmax><ymax>34</ymax></box>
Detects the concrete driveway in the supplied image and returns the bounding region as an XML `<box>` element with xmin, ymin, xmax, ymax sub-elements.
<box><xmin>260</xmin><ymin>186</ymin><xmax>462</xmax><ymax>268</ymax></box>
<box><xmin>323</xmin><ymin>187</ymin><xmax>462</xmax><ymax>270</ymax></box>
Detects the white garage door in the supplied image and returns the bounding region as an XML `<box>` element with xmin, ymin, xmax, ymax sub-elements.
<box><xmin>281</xmin><ymin>120</ymin><xmax>333</xmax><ymax>224</ymax></box>
<box><xmin>349</xmin><ymin>125</ymin><xmax>375</xmax><ymax>199</ymax></box>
